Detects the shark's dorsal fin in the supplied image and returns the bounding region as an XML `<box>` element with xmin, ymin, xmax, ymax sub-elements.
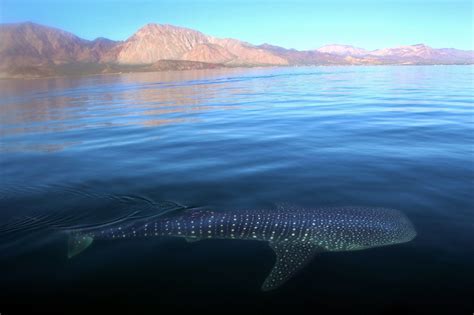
<box><xmin>274</xmin><ymin>202</ymin><xmax>305</xmax><ymax>213</ymax></box>
<box><xmin>262</xmin><ymin>241</ymin><xmax>323</xmax><ymax>291</ymax></box>
<box><xmin>186</xmin><ymin>208</ymin><xmax>215</xmax><ymax>218</ymax></box>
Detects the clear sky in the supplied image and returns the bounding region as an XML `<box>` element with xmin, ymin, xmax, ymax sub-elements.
<box><xmin>0</xmin><ymin>0</ymin><xmax>472</xmax><ymax>50</ymax></box>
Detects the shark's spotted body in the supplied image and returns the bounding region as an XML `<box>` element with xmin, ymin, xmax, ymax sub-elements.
<box><xmin>69</xmin><ymin>206</ymin><xmax>416</xmax><ymax>290</ymax></box>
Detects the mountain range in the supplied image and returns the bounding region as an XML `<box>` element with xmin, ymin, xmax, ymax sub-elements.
<box><xmin>1</xmin><ymin>22</ymin><xmax>472</xmax><ymax>78</ymax></box>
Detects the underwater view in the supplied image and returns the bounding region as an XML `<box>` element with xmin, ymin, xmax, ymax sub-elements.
<box><xmin>0</xmin><ymin>65</ymin><xmax>473</xmax><ymax>314</ymax></box>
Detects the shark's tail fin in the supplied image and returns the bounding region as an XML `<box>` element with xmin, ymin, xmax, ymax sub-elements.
<box><xmin>68</xmin><ymin>233</ymin><xmax>94</xmax><ymax>258</ymax></box>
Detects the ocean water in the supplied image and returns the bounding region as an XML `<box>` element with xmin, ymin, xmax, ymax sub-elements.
<box><xmin>0</xmin><ymin>66</ymin><xmax>473</xmax><ymax>314</ymax></box>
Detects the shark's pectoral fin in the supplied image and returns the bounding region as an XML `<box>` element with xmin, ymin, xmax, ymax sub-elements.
<box><xmin>262</xmin><ymin>241</ymin><xmax>323</xmax><ymax>291</ymax></box>
<box><xmin>68</xmin><ymin>234</ymin><xmax>94</xmax><ymax>258</ymax></box>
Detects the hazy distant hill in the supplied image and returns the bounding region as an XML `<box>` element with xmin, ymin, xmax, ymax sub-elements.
<box><xmin>370</xmin><ymin>44</ymin><xmax>474</xmax><ymax>64</ymax></box>
<box><xmin>316</xmin><ymin>44</ymin><xmax>369</xmax><ymax>56</ymax></box>
<box><xmin>0</xmin><ymin>22</ymin><xmax>472</xmax><ymax>78</ymax></box>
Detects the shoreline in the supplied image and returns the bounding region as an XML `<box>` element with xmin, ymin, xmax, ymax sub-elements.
<box><xmin>1</xmin><ymin>62</ymin><xmax>472</xmax><ymax>81</ymax></box>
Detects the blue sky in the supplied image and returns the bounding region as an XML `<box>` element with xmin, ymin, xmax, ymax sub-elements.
<box><xmin>0</xmin><ymin>0</ymin><xmax>472</xmax><ymax>50</ymax></box>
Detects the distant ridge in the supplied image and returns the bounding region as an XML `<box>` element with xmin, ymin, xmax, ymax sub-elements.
<box><xmin>316</xmin><ymin>44</ymin><xmax>369</xmax><ymax>56</ymax></box>
<box><xmin>0</xmin><ymin>22</ymin><xmax>472</xmax><ymax>78</ymax></box>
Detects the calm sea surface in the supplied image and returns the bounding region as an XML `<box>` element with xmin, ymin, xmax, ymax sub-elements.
<box><xmin>0</xmin><ymin>66</ymin><xmax>473</xmax><ymax>314</ymax></box>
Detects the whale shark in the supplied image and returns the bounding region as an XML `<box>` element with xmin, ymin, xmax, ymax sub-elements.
<box><xmin>67</xmin><ymin>206</ymin><xmax>416</xmax><ymax>291</ymax></box>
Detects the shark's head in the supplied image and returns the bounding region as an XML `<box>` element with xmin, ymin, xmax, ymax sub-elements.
<box><xmin>340</xmin><ymin>208</ymin><xmax>417</xmax><ymax>251</ymax></box>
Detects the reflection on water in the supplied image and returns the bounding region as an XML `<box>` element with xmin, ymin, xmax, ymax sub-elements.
<box><xmin>0</xmin><ymin>66</ymin><xmax>473</xmax><ymax>313</ymax></box>
<box><xmin>0</xmin><ymin>68</ymin><xmax>257</xmax><ymax>141</ymax></box>
<box><xmin>0</xmin><ymin>141</ymin><xmax>81</xmax><ymax>153</ymax></box>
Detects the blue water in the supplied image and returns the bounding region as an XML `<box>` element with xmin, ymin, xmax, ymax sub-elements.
<box><xmin>0</xmin><ymin>66</ymin><xmax>473</xmax><ymax>314</ymax></box>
